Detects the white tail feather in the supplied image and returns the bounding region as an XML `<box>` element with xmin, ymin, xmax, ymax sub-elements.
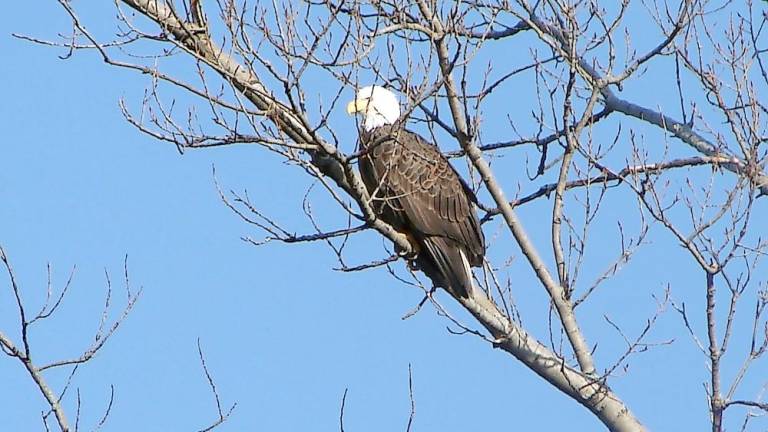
<box><xmin>459</xmin><ymin>249</ymin><xmax>474</xmax><ymax>297</ymax></box>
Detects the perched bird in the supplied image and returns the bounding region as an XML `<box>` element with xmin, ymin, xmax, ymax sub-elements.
<box><xmin>346</xmin><ymin>85</ymin><xmax>485</xmax><ymax>298</ymax></box>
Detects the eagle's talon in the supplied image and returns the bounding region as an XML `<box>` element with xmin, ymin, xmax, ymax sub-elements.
<box><xmin>406</xmin><ymin>258</ymin><xmax>420</xmax><ymax>271</ymax></box>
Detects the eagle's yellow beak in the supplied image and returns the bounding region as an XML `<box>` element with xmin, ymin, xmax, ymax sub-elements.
<box><xmin>346</xmin><ymin>98</ymin><xmax>368</xmax><ymax>115</ymax></box>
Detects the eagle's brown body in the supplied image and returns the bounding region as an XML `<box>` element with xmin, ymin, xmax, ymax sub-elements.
<box><xmin>359</xmin><ymin>124</ymin><xmax>485</xmax><ymax>298</ymax></box>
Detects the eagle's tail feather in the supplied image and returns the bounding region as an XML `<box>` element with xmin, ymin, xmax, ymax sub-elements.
<box><xmin>418</xmin><ymin>237</ymin><xmax>474</xmax><ymax>298</ymax></box>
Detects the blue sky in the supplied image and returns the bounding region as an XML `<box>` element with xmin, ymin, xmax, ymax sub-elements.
<box><xmin>2</xmin><ymin>2</ymin><xmax>767</xmax><ymax>431</ymax></box>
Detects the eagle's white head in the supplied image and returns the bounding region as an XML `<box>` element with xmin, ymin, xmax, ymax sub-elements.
<box><xmin>346</xmin><ymin>85</ymin><xmax>401</xmax><ymax>131</ymax></box>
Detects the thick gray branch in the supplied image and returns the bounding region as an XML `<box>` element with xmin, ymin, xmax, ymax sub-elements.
<box><xmin>460</xmin><ymin>294</ymin><xmax>645</xmax><ymax>432</ymax></box>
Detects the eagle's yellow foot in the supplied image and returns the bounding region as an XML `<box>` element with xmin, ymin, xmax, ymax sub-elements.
<box><xmin>394</xmin><ymin>230</ymin><xmax>421</xmax><ymax>261</ymax></box>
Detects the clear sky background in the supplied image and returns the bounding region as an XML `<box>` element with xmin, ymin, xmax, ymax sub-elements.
<box><xmin>2</xmin><ymin>2</ymin><xmax>767</xmax><ymax>432</ymax></box>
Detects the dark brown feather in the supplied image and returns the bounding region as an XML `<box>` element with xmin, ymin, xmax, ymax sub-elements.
<box><xmin>359</xmin><ymin>124</ymin><xmax>485</xmax><ymax>297</ymax></box>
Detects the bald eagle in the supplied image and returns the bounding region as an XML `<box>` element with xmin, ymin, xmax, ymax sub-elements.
<box><xmin>347</xmin><ymin>86</ymin><xmax>485</xmax><ymax>298</ymax></box>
